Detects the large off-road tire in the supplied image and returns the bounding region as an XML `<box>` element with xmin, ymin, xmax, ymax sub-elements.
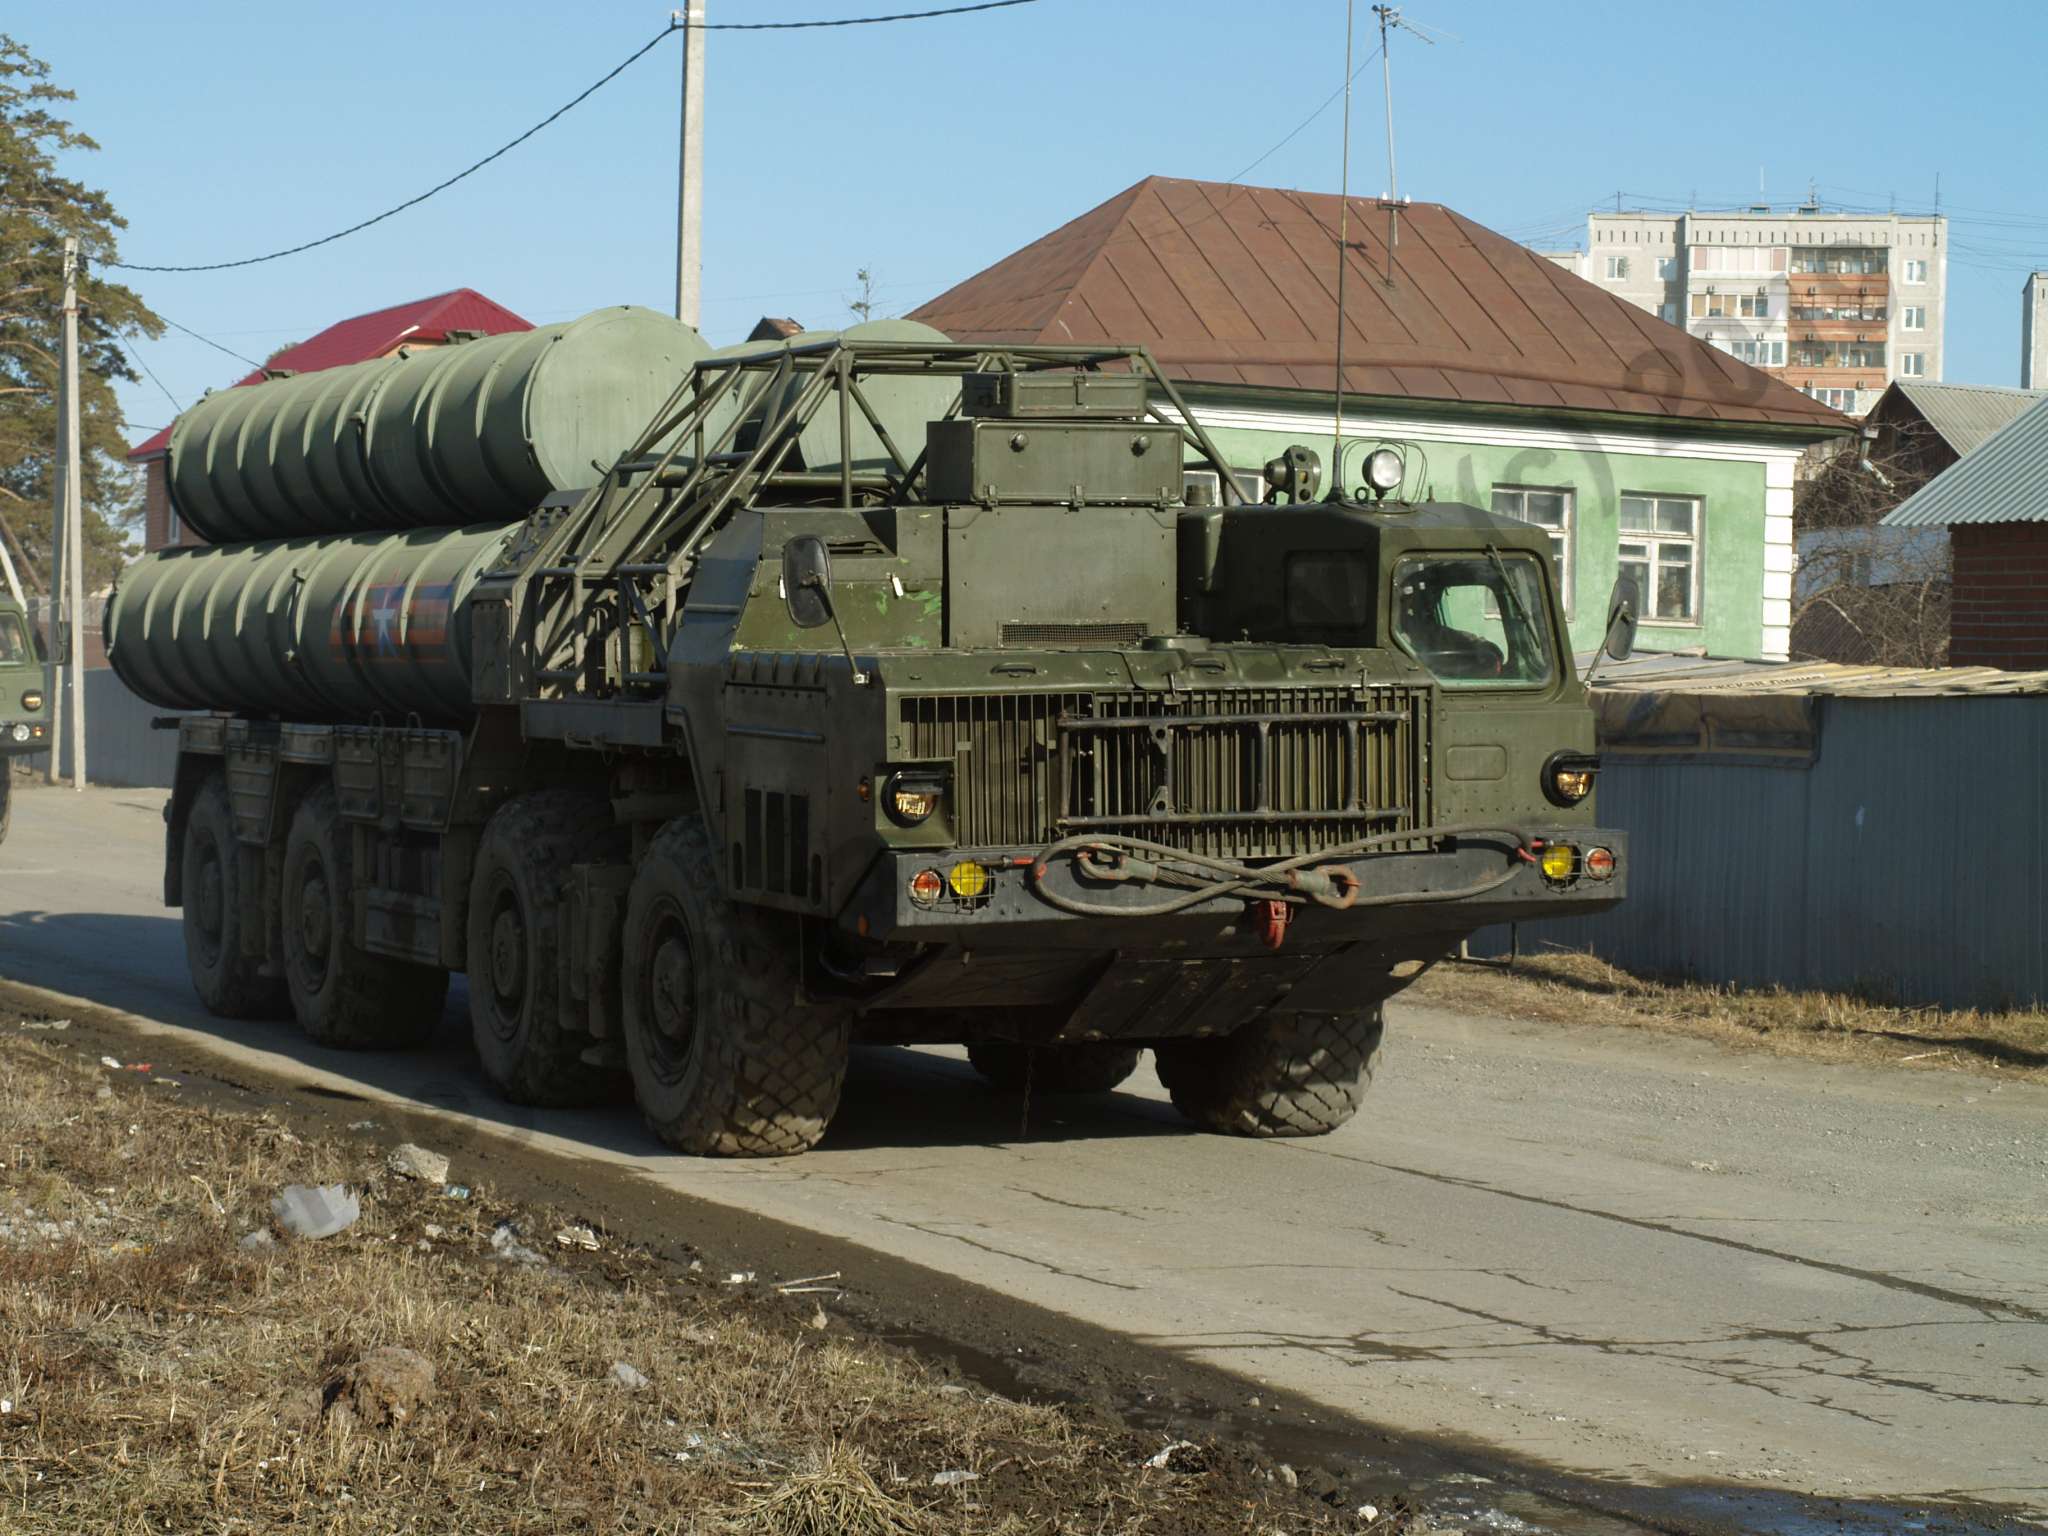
<box><xmin>620</xmin><ymin>817</ymin><xmax>852</xmax><ymax>1157</ymax></box>
<box><xmin>281</xmin><ymin>784</ymin><xmax>447</xmax><ymax>1049</ymax></box>
<box><xmin>1153</xmin><ymin>1005</ymin><xmax>1384</xmax><ymax>1138</ymax></box>
<box><xmin>466</xmin><ymin>790</ymin><xmax>625</xmax><ymax>1106</ymax></box>
<box><xmin>180</xmin><ymin>771</ymin><xmax>289</xmax><ymax>1020</ymax></box>
<box><xmin>967</xmin><ymin>1040</ymin><xmax>1143</xmax><ymax>1095</ymax></box>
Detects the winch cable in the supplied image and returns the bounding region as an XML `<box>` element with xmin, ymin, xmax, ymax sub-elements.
<box><xmin>1028</xmin><ymin>825</ymin><xmax>1539</xmax><ymax>921</ymax></box>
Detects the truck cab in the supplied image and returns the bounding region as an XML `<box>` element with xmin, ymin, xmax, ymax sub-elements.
<box><xmin>0</xmin><ymin>596</ymin><xmax>50</xmax><ymax>843</ymax></box>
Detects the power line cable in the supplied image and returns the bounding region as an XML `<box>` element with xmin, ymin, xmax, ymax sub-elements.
<box><xmin>107</xmin><ymin>1</ymin><xmax>1038</xmax><ymax>274</ymax></box>
<box><xmin>127</xmin><ymin>347</ymin><xmax>185</xmax><ymax>416</ymax></box>
<box><xmin>157</xmin><ymin>314</ymin><xmax>264</xmax><ymax>370</ymax></box>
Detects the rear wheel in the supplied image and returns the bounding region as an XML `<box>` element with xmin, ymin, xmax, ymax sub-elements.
<box><xmin>1153</xmin><ymin>1005</ymin><xmax>1384</xmax><ymax>1138</ymax></box>
<box><xmin>180</xmin><ymin>771</ymin><xmax>288</xmax><ymax>1019</ymax></box>
<box><xmin>620</xmin><ymin>817</ymin><xmax>851</xmax><ymax>1156</ymax></box>
<box><xmin>968</xmin><ymin>1040</ymin><xmax>1142</xmax><ymax>1095</ymax></box>
<box><xmin>467</xmin><ymin>790</ymin><xmax>624</xmax><ymax>1106</ymax></box>
<box><xmin>281</xmin><ymin>784</ymin><xmax>446</xmax><ymax>1048</ymax></box>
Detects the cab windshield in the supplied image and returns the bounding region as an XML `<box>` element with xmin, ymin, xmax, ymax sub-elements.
<box><xmin>1391</xmin><ymin>552</ymin><xmax>1557</xmax><ymax>689</ymax></box>
<box><xmin>0</xmin><ymin>612</ymin><xmax>30</xmax><ymax>667</ymax></box>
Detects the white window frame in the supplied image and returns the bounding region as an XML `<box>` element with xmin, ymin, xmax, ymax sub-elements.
<box><xmin>1903</xmin><ymin>258</ymin><xmax>1928</xmax><ymax>284</ymax></box>
<box><xmin>1901</xmin><ymin>305</ymin><xmax>1926</xmax><ymax>331</ymax></box>
<box><xmin>1491</xmin><ymin>485</ymin><xmax>1575</xmax><ymax>615</ymax></box>
<box><xmin>1604</xmin><ymin>255</ymin><xmax>1630</xmax><ymax>281</ymax></box>
<box><xmin>1618</xmin><ymin>493</ymin><xmax>1702</xmax><ymax>628</ymax></box>
<box><xmin>1182</xmin><ymin>467</ymin><xmax>1266</xmax><ymax>506</ymax></box>
<box><xmin>1655</xmin><ymin>256</ymin><xmax>1677</xmax><ymax>280</ymax></box>
<box><xmin>1898</xmin><ymin>352</ymin><xmax>1926</xmax><ymax>378</ymax></box>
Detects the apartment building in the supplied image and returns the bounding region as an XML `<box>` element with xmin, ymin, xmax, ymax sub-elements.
<box><xmin>1543</xmin><ymin>206</ymin><xmax>1947</xmax><ymax>416</ymax></box>
<box><xmin>2025</xmin><ymin>272</ymin><xmax>2048</xmax><ymax>389</ymax></box>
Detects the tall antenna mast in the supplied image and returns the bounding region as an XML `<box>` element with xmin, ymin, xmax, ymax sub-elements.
<box><xmin>1331</xmin><ymin>0</ymin><xmax>1356</xmax><ymax>481</ymax></box>
<box><xmin>1372</xmin><ymin>6</ymin><xmax>1441</xmax><ymax>286</ymax></box>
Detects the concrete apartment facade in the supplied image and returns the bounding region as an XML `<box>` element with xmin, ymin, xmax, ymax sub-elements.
<box><xmin>1544</xmin><ymin>208</ymin><xmax>1947</xmax><ymax>416</ymax></box>
<box><xmin>2025</xmin><ymin>272</ymin><xmax>2048</xmax><ymax>389</ymax></box>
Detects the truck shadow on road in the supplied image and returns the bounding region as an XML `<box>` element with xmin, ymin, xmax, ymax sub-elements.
<box><xmin>0</xmin><ymin>909</ymin><xmax>1186</xmax><ymax>1158</ymax></box>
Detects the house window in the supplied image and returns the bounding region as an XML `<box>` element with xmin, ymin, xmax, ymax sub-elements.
<box><xmin>1901</xmin><ymin>305</ymin><xmax>1926</xmax><ymax>330</ymax></box>
<box><xmin>1660</xmin><ymin>302</ymin><xmax>1678</xmax><ymax>324</ymax></box>
<box><xmin>1898</xmin><ymin>352</ymin><xmax>1926</xmax><ymax>377</ymax></box>
<box><xmin>1605</xmin><ymin>255</ymin><xmax>1630</xmax><ymax>280</ymax></box>
<box><xmin>1491</xmin><ymin>486</ymin><xmax>1574</xmax><ymax>612</ymax></box>
<box><xmin>1728</xmin><ymin>338</ymin><xmax>1786</xmax><ymax>366</ymax></box>
<box><xmin>1801</xmin><ymin>386</ymin><xmax>1863</xmax><ymax>410</ymax></box>
<box><xmin>1655</xmin><ymin>257</ymin><xmax>1677</xmax><ymax>280</ymax></box>
<box><xmin>1183</xmin><ymin>467</ymin><xmax>1265</xmax><ymax>505</ymax></box>
<box><xmin>1618</xmin><ymin>494</ymin><xmax>1700</xmax><ymax>625</ymax></box>
<box><xmin>1903</xmin><ymin>258</ymin><xmax>1928</xmax><ymax>284</ymax></box>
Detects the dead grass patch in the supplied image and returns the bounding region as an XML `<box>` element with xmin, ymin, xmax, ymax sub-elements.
<box><xmin>1410</xmin><ymin>948</ymin><xmax>2048</xmax><ymax>1084</ymax></box>
<box><xmin>0</xmin><ymin>1034</ymin><xmax>1373</xmax><ymax>1534</ymax></box>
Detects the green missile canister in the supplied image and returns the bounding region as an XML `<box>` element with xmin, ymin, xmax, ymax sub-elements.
<box><xmin>166</xmin><ymin>306</ymin><xmax>709</xmax><ymax>543</ymax></box>
<box><xmin>106</xmin><ymin>523</ymin><xmax>516</xmax><ymax>722</ymax></box>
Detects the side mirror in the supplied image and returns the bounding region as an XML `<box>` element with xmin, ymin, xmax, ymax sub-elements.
<box><xmin>1602</xmin><ymin>574</ymin><xmax>1640</xmax><ymax>662</ymax></box>
<box><xmin>781</xmin><ymin>534</ymin><xmax>833</xmax><ymax>629</ymax></box>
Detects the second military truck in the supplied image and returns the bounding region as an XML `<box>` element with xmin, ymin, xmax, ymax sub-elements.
<box><xmin>109</xmin><ymin>311</ymin><xmax>1631</xmax><ymax>1155</ymax></box>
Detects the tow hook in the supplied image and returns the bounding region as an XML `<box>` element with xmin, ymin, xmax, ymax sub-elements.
<box><xmin>1286</xmin><ymin>865</ymin><xmax>1362</xmax><ymax>908</ymax></box>
<box><xmin>1258</xmin><ymin>899</ymin><xmax>1292</xmax><ymax>950</ymax></box>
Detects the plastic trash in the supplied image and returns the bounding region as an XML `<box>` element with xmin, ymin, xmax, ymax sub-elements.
<box><xmin>609</xmin><ymin>1361</ymin><xmax>650</xmax><ymax>1390</ymax></box>
<box><xmin>270</xmin><ymin>1184</ymin><xmax>360</xmax><ymax>1240</ymax></box>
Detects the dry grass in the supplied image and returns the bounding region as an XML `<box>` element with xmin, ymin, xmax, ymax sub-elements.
<box><xmin>0</xmin><ymin>1035</ymin><xmax>1355</xmax><ymax>1535</ymax></box>
<box><xmin>1411</xmin><ymin>948</ymin><xmax>2048</xmax><ymax>1085</ymax></box>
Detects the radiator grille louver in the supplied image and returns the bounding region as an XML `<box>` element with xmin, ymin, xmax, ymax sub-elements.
<box><xmin>899</xmin><ymin>685</ymin><xmax>1430</xmax><ymax>860</ymax></box>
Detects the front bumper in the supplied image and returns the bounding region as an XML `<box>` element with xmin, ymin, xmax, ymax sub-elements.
<box><xmin>841</xmin><ymin>826</ymin><xmax>1627</xmax><ymax>948</ymax></box>
<box><xmin>0</xmin><ymin>717</ymin><xmax>49</xmax><ymax>757</ymax></box>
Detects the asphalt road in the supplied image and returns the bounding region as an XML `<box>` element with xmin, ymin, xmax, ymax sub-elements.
<box><xmin>3</xmin><ymin>782</ymin><xmax>2044</xmax><ymax>1523</ymax></box>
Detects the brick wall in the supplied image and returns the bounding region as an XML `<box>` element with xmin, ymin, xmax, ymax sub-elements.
<box><xmin>1950</xmin><ymin>523</ymin><xmax>2048</xmax><ymax>669</ymax></box>
<box><xmin>141</xmin><ymin>458</ymin><xmax>174</xmax><ymax>550</ymax></box>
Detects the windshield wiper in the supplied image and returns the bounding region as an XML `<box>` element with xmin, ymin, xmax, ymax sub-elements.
<box><xmin>1485</xmin><ymin>544</ymin><xmax>1535</xmax><ymax>632</ymax></box>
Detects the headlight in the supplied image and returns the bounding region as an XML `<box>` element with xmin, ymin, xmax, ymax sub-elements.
<box><xmin>8</xmin><ymin>723</ymin><xmax>27</xmax><ymax>744</ymax></box>
<box><xmin>1542</xmin><ymin>751</ymin><xmax>1599</xmax><ymax>807</ymax></box>
<box><xmin>1538</xmin><ymin>842</ymin><xmax>1579</xmax><ymax>883</ymax></box>
<box><xmin>20</xmin><ymin>689</ymin><xmax>42</xmax><ymax>712</ymax></box>
<box><xmin>886</xmin><ymin>772</ymin><xmax>944</xmax><ymax>826</ymax></box>
<box><xmin>1364</xmin><ymin>446</ymin><xmax>1405</xmax><ymax>496</ymax></box>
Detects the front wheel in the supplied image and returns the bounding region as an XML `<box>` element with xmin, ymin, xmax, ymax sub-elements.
<box><xmin>620</xmin><ymin>817</ymin><xmax>851</xmax><ymax>1157</ymax></box>
<box><xmin>1153</xmin><ymin>1005</ymin><xmax>1384</xmax><ymax>1138</ymax></box>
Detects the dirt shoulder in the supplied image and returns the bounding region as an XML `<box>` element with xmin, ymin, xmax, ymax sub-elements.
<box><xmin>0</xmin><ymin>986</ymin><xmax>1402</xmax><ymax>1536</ymax></box>
<box><xmin>1409</xmin><ymin>949</ymin><xmax>2048</xmax><ymax>1086</ymax></box>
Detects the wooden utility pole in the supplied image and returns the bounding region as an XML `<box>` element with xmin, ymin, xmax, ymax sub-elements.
<box><xmin>674</xmin><ymin>0</ymin><xmax>706</xmax><ymax>328</ymax></box>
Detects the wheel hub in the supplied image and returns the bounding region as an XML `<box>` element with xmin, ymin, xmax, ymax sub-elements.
<box><xmin>489</xmin><ymin>904</ymin><xmax>525</xmax><ymax>1007</ymax></box>
<box><xmin>649</xmin><ymin>933</ymin><xmax>693</xmax><ymax>1045</ymax></box>
<box><xmin>298</xmin><ymin>870</ymin><xmax>331</xmax><ymax>961</ymax></box>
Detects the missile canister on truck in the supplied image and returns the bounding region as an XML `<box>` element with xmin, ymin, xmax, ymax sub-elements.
<box><xmin>116</xmin><ymin>317</ymin><xmax>1634</xmax><ymax>1157</ymax></box>
<box><xmin>166</xmin><ymin>307</ymin><xmax>710</xmax><ymax>543</ymax></box>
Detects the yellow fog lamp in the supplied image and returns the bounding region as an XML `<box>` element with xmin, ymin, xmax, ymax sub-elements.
<box><xmin>1542</xmin><ymin>751</ymin><xmax>1599</xmax><ymax>808</ymax></box>
<box><xmin>1538</xmin><ymin>842</ymin><xmax>1580</xmax><ymax>884</ymax></box>
<box><xmin>947</xmin><ymin>860</ymin><xmax>990</xmax><ymax>900</ymax></box>
<box><xmin>886</xmin><ymin>771</ymin><xmax>944</xmax><ymax>826</ymax></box>
<box><xmin>21</xmin><ymin>689</ymin><xmax>43</xmax><ymax>712</ymax></box>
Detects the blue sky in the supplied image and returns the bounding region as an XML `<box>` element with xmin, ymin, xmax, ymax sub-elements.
<box><xmin>23</xmin><ymin>0</ymin><xmax>2047</xmax><ymax>446</ymax></box>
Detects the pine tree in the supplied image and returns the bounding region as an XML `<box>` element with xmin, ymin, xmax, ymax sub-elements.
<box><xmin>0</xmin><ymin>34</ymin><xmax>161</xmax><ymax>592</ymax></box>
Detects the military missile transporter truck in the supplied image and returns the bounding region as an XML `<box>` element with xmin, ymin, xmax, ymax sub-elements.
<box><xmin>0</xmin><ymin>587</ymin><xmax>51</xmax><ymax>846</ymax></box>
<box><xmin>109</xmin><ymin>306</ymin><xmax>1632</xmax><ymax>1156</ymax></box>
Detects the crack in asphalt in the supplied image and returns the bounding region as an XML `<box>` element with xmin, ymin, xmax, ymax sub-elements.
<box><xmin>1005</xmin><ymin>1186</ymin><xmax>1145</xmax><ymax>1218</ymax></box>
<box><xmin>1277</xmin><ymin>1144</ymin><xmax>2048</xmax><ymax>1324</ymax></box>
<box><xmin>873</xmin><ymin>1214</ymin><xmax>1143</xmax><ymax>1292</ymax></box>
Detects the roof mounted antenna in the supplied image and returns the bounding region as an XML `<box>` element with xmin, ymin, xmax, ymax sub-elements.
<box><xmin>1331</xmin><ymin>0</ymin><xmax>1357</xmax><ymax>490</ymax></box>
<box><xmin>1372</xmin><ymin>5</ymin><xmax>1444</xmax><ymax>288</ymax></box>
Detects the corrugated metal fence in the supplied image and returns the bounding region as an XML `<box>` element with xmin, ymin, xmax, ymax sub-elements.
<box><xmin>25</xmin><ymin>669</ymin><xmax>185</xmax><ymax>789</ymax></box>
<box><xmin>1490</xmin><ymin>689</ymin><xmax>2048</xmax><ymax>1010</ymax></box>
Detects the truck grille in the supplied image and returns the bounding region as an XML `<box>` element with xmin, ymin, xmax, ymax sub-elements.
<box><xmin>898</xmin><ymin>685</ymin><xmax>1430</xmax><ymax>860</ymax></box>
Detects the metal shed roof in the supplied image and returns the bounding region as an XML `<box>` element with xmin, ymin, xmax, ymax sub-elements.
<box><xmin>1886</xmin><ymin>380</ymin><xmax>2047</xmax><ymax>458</ymax></box>
<box><xmin>1882</xmin><ymin>391</ymin><xmax>2048</xmax><ymax>526</ymax></box>
<box><xmin>1589</xmin><ymin>651</ymin><xmax>2048</xmax><ymax>696</ymax></box>
<box><xmin>912</xmin><ymin>177</ymin><xmax>1852</xmax><ymax>436</ymax></box>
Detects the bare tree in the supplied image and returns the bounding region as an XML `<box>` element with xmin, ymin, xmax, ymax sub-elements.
<box><xmin>1790</xmin><ymin>434</ymin><xmax>1948</xmax><ymax>667</ymax></box>
<box><xmin>846</xmin><ymin>267</ymin><xmax>880</xmax><ymax>324</ymax></box>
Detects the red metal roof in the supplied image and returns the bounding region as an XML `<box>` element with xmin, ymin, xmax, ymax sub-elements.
<box><xmin>912</xmin><ymin>177</ymin><xmax>1851</xmax><ymax>435</ymax></box>
<box><xmin>128</xmin><ymin>288</ymin><xmax>532</xmax><ymax>460</ymax></box>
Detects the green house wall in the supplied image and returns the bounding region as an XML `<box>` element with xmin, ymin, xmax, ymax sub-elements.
<box><xmin>1175</xmin><ymin>391</ymin><xmax>1816</xmax><ymax>660</ymax></box>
